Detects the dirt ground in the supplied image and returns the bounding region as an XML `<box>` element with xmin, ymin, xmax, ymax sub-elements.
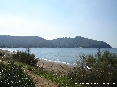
<box><xmin>25</xmin><ymin>69</ymin><xmax>60</xmax><ymax>87</ymax></box>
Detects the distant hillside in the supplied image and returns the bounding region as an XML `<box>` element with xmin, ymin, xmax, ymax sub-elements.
<box><xmin>0</xmin><ymin>35</ymin><xmax>112</xmax><ymax>48</ymax></box>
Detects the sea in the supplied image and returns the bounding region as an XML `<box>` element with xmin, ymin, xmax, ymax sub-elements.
<box><xmin>1</xmin><ymin>48</ymin><xmax>117</xmax><ymax>66</ymax></box>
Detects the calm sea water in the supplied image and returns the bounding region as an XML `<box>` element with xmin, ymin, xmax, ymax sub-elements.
<box><xmin>2</xmin><ymin>48</ymin><xmax>117</xmax><ymax>65</ymax></box>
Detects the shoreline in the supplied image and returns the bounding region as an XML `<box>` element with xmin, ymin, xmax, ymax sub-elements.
<box><xmin>40</xmin><ymin>57</ymin><xmax>74</xmax><ymax>66</ymax></box>
<box><xmin>0</xmin><ymin>48</ymin><xmax>73</xmax><ymax>75</ymax></box>
<box><xmin>0</xmin><ymin>48</ymin><xmax>75</xmax><ymax>66</ymax></box>
<box><xmin>1</xmin><ymin>48</ymin><xmax>117</xmax><ymax>67</ymax></box>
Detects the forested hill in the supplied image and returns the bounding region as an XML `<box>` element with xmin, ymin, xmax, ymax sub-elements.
<box><xmin>0</xmin><ymin>35</ymin><xmax>112</xmax><ymax>48</ymax></box>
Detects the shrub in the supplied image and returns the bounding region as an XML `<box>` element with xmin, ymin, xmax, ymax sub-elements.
<box><xmin>68</xmin><ymin>49</ymin><xmax>117</xmax><ymax>87</ymax></box>
<box><xmin>0</xmin><ymin>61</ymin><xmax>35</xmax><ymax>87</ymax></box>
<box><xmin>12</xmin><ymin>48</ymin><xmax>38</xmax><ymax>66</ymax></box>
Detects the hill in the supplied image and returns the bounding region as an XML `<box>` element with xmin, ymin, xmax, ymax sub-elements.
<box><xmin>0</xmin><ymin>35</ymin><xmax>111</xmax><ymax>48</ymax></box>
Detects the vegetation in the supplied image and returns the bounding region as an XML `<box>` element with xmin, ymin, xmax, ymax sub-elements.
<box><xmin>0</xmin><ymin>48</ymin><xmax>37</xmax><ymax>87</ymax></box>
<box><xmin>12</xmin><ymin>48</ymin><xmax>38</xmax><ymax>66</ymax></box>
<box><xmin>68</xmin><ymin>49</ymin><xmax>117</xmax><ymax>87</ymax></box>
<box><xmin>0</xmin><ymin>35</ymin><xmax>111</xmax><ymax>48</ymax></box>
<box><xmin>0</xmin><ymin>61</ymin><xmax>35</xmax><ymax>87</ymax></box>
<box><xmin>0</xmin><ymin>48</ymin><xmax>117</xmax><ymax>87</ymax></box>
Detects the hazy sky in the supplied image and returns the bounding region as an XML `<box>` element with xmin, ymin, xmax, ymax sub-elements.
<box><xmin>0</xmin><ymin>0</ymin><xmax>117</xmax><ymax>48</ymax></box>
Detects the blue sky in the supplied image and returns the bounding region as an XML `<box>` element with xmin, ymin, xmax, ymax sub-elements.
<box><xmin>0</xmin><ymin>0</ymin><xmax>117</xmax><ymax>48</ymax></box>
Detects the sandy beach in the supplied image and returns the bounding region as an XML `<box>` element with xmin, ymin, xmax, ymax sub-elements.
<box><xmin>36</xmin><ymin>59</ymin><xmax>73</xmax><ymax>75</ymax></box>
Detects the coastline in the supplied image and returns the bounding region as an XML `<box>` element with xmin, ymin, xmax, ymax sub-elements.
<box><xmin>1</xmin><ymin>48</ymin><xmax>117</xmax><ymax>67</ymax></box>
<box><xmin>0</xmin><ymin>48</ymin><xmax>73</xmax><ymax>73</ymax></box>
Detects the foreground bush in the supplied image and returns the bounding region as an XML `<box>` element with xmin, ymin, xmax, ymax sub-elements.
<box><xmin>0</xmin><ymin>61</ymin><xmax>35</xmax><ymax>87</ymax></box>
<box><xmin>12</xmin><ymin>48</ymin><xmax>38</xmax><ymax>66</ymax></box>
<box><xmin>0</xmin><ymin>52</ymin><xmax>4</xmax><ymax>56</ymax></box>
<box><xmin>68</xmin><ymin>49</ymin><xmax>117</xmax><ymax>87</ymax></box>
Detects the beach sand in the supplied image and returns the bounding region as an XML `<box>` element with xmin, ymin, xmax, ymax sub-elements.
<box><xmin>36</xmin><ymin>59</ymin><xmax>73</xmax><ymax>76</ymax></box>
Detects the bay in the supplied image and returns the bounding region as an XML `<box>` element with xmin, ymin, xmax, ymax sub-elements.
<box><xmin>2</xmin><ymin>48</ymin><xmax>117</xmax><ymax>65</ymax></box>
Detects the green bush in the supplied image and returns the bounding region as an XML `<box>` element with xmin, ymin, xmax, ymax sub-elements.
<box><xmin>68</xmin><ymin>49</ymin><xmax>117</xmax><ymax>87</ymax></box>
<box><xmin>12</xmin><ymin>48</ymin><xmax>38</xmax><ymax>66</ymax></box>
<box><xmin>0</xmin><ymin>61</ymin><xmax>35</xmax><ymax>87</ymax></box>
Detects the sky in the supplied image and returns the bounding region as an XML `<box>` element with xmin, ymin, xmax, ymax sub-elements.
<box><xmin>0</xmin><ymin>0</ymin><xmax>117</xmax><ymax>48</ymax></box>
